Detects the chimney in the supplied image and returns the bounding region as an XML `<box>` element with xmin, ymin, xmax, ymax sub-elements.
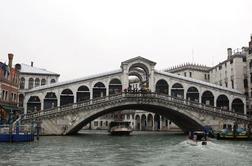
<box><xmin>31</xmin><ymin>61</ymin><xmax>34</xmax><ymax>67</ymax></box>
<box><xmin>8</xmin><ymin>53</ymin><xmax>14</xmax><ymax>68</ymax></box>
<box><xmin>227</xmin><ymin>48</ymin><xmax>232</xmax><ymax>58</ymax></box>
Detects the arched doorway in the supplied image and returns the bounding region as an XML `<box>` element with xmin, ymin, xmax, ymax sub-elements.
<box><xmin>232</xmin><ymin>98</ymin><xmax>244</xmax><ymax>114</ymax></box>
<box><xmin>44</xmin><ymin>92</ymin><xmax>57</xmax><ymax>109</ymax></box>
<box><xmin>171</xmin><ymin>83</ymin><xmax>184</xmax><ymax>98</ymax></box>
<box><xmin>141</xmin><ymin>114</ymin><xmax>147</xmax><ymax>131</ymax></box>
<box><xmin>135</xmin><ymin>115</ymin><xmax>141</xmax><ymax>130</ymax></box>
<box><xmin>77</xmin><ymin>86</ymin><xmax>90</xmax><ymax>102</ymax></box>
<box><xmin>18</xmin><ymin>94</ymin><xmax>24</xmax><ymax>107</ymax></box>
<box><xmin>186</xmin><ymin>87</ymin><xmax>199</xmax><ymax>102</ymax></box>
<box><xmin>155</xmin><ymin>79</ymin><xmax>169</xmax><ymax>95</ymax></box>
<box><xmin>154</xmin><ymin>114</ymin><xmax>160</xmax><ymax>130</ymax></box>
<box><xmin>216</xmin><ymin>95</ymin><xmax>229</xmax><ymax>110</ymax></box>
<box><xmin>27</xmin><ymin>96</ymin><xmax>41</xmax><ymax>113</ymax></box>
<box><xmin>201</xmin><ymin>91</ymin><xmax>214</xmax><ymax>106</ymax></box>
<box><xmin>147</xmin><ymin>114</ymin><xmax>153</xmax><ymax>130</ymax></box>
<box><xmin>93</xmin><ymin>82</ymin><xmax>106</xmax><ymax>98</ymax></box>
<box><xmin>60</xmin><ymin>89</ymin><xmax>74</xmax><ymax>106</ymax></box>
<box><xmin>109</xmin><ymin>79</ymin><xmax>122</xmax><ymax>95</ymax></box>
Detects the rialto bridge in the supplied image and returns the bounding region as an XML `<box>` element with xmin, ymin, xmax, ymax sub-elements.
<box><xmin>21</xmin><ymin>57</ymin><xmax>251</xmax><ymax>135</ymax></box>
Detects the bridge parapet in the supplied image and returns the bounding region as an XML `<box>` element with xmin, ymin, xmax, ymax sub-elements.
<box><xmin>22</xmin><ymin>92</ymin><xmax>252</xmax><ymax>124</ymax></box>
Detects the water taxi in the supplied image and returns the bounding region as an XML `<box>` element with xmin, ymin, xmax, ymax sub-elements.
<box><xmin>216</xmin><ymin>128</ymin><xmax>251</xmax><ymax>140</ymax></box>
<box><xmin>108</xmin><ymin>121</ymin><xmax>133</xmax><ymax>136</ymax></box>
<box><xmin>187</xmin><ymin>131</ymin><xmax>207</xmax><ymax>146</ymax></box>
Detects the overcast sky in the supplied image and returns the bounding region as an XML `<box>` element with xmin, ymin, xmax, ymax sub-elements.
<box><xmin>0</xmin><ymin>0</ymin><xmax>252</xmax><ymax>81</ymax></box>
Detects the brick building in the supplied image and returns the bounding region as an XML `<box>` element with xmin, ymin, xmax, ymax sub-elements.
<box><xmin>0</xmin><ymin>54</ymin><xmax>20</xmax><ymax>124</ymax></box>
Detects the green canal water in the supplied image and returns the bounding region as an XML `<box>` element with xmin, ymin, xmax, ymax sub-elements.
<box><xmin>0</xmin><ymin>131</ymin><xmax>252</xmax><ymax>166</ymax></box>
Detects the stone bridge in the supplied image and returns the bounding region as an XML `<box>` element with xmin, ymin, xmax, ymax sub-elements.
<box><xmin>22</xmin><ymin>93</ymin><xmax>251</xmax><ymax>135</ymax></box>
<box><xmin>21</xmin><ymin>56</ymin><xmax>249</xmax><ymax>135</ymax></box>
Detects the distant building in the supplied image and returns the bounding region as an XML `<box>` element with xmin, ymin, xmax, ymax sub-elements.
<box><xmin>17</xmin><ymin>62</ymin><xmax>60</xmax><ymax>108</ymax></box>
<box><xmin>166</xmin><ymin>35</ymin><xmax>252</xmax><ymax>115</ymax></box>
<box><xmin>0</xmin><ymin>54</ymin><xmax>20</xmax><ymax>124</ymax></box>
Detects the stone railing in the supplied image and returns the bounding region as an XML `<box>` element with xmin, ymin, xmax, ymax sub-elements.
<box><xmin>21</xmin><ymin>92</ymin><xmax>252</xmax><ymax>123</ymax></box>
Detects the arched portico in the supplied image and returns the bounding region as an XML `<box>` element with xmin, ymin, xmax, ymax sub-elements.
<box><xmin>27</xmin><ymin>96</ymin><xmax>41</xmax><ymax>113</ymax></box>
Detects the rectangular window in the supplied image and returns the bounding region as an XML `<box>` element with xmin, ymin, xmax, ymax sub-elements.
<box><xmin>100</xmin><ymin>121</ymin><xmax>103</xmax><ymax>127</ymax></box>
<box><xmin>230</xmin><ymin>59</ymin><xmax>233</xmax><ymax>64</ymax></box>
<box><xmin>244</xmin><ymin>79</ymin><xmax>248</xmax><ymax>88</ymax></box>
<box><xmin>189</xmin><ymin>72</ymin><xmax>192</xmax><ymax>77</ymax></box>
<box><xmin>231</xmin><ymin>80</ymin><xmax>234</xmax><ymax>89</ymax></box>
<box><xmin>184</xmin><ymin>72</ymin><xmax>186</xmax><ymax>77</ymax></box>
<box><xmin>243</xmin><ymin>57</ymin><xmax>247</xmax><ymax>62</ymax></box>
<box><xmin>219</xmin><ymin>65</ymin><xmax>222</xmax><ymax>70</ymax></box>
<box><xmin>204</xmin><ymin>74</ymin><xmax>207</xmax><ymax>79</ymax></box>
<box><xmin>225</xmin><ymin>82</ymin><xmax>228</xmax><ymax>87</ymax></box>
<box><xmin>94</xmin><ymin>121</ymin><xmax>98</xmax><ymax>126</ymax></box>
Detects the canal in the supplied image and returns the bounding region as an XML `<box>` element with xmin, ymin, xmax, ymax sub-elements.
<box><xmin>0</xmin><ymin>131</ymin><xmax>252</xmax><ymax>166</ymax></box>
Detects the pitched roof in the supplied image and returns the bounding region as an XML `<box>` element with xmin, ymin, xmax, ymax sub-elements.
<box><xmin>19</xmin><ymin>63</ymin><xmax>60</xmax><ymax>76</ymax></box>
<box><xmin>121</xmin><ymin>56</ymin><xmax>156</xmax><ymax>65</ymax></box>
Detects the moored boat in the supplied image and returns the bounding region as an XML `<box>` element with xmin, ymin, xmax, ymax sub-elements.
<box><xmin>108</xmin><ymin>121</ymin><xmax>133</xmax><ymax>136</ymax></box>
<box><xmin>216</xmin><ymin>128</ymin><xmax>251</xmax><ymax>140</ymax></box>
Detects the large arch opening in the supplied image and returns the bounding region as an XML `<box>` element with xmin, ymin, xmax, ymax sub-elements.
<box><xmin>171</xmin><ymin>83</ymin><xmax>184</xmax><ymax>99</ymax></box>
<box><xmin>109</xmin><ymin>79</ymin><xmax>122</xmax><ymax>95</ymax></box>
<box><xmin>27</xmin><ymin>96</ymin><xmax>41</xmax><ymax>113</ymax></box>
<box><xmin>141</xmin><ymin>114</ymin><xmax>147</xmax><ymax>131</ymax></box>
<box><xmin>44</xmin><ymin>92</ymin><xmax>57</xmax><ymax>109</ymax></box>
<box><xmin>67</xmin><ymin>103</ymin><xmax>204</xmax><ymax>135</ymax></box>
<box><xmin>154</xmin><ymin>114</ymin><xmax>161</xmax><ymax>130</ymax></box>
<box><xmin>232</xmin><ymin>98</ymin><xmax>244</xmax><ymax>114</ymax></box>
<box><xmin>155</xmin><ymin>79</ymin><xmax>169</xmax><ymax>95</ymax></box>
<box><xmin>77</xmin><ymin>86</ymin><xmax>90</xmax><ymax>102</ymax></box>
<box><xmin>60</xmin><ymin>89</ymin><xmax>74</xmax><ymax>106</ymax></box>
<box><xmin>201</xmin><ymin>91</ymin><xmax>214</xmax><ymax>106</ymax></box>
<box><xmin>93</xmin><ymin>82</ymin><xmax>106</xmax><ymax>98</ymax></box>
<box><xmin>216</xmin><ymin>95</ymin><xmax>229</xmax><ymax>110</ymax></box>
<box><xmin>128</xmin><ymin>63</ymin><xmax>150</xmax><ymax>90</ymax></box>
<box><xmin>186</xmin><ymin>87</ymin><xmax>199</xmax><ymax>102</ymax></box>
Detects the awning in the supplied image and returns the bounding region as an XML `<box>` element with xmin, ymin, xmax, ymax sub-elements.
<box><xmin>0</xmin><ymin>104</ymin><xmax>22</xmax><ymax>112</ymax></box>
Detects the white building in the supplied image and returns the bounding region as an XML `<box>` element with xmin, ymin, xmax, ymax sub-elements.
<box><xmin>17</xmin><ymin>62</ymin><xmax>60</xmax><ymax>109</ymax></box>
<box><xmin>166</xmin><ymin>35</ymin><xmax>252</xmax><ymax>114</ymax></box>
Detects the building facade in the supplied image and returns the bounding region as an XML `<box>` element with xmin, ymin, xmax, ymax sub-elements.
<box><xmin>17</xmin><ymin>62</ymin><xmax>60</xmax><ymax>109</ymax></box>
<box><xmin>0</xmin><ymin>54</ymin><xmax>20</xmax><ymax>124</ymax></box>
<box><xmin>166</xmin><ymin>35</ymin><xmax>252</xmax><ymax>115</ymax></box>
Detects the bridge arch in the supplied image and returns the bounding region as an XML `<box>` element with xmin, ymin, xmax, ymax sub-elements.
<box><xmin>155</xmin><ymin>79</ymin><xmax>169</xmax><ymax>95</ymax></box>
<box><xmin>186</xmin><ymin>86</ymin><xmax>199</xmax><ymax>102</ymax></box>
<box><xmin>232</xmin><ymin>98</ymin><xmax>244</xmax><ymax>114</ymax></box>
<box><xmin>65</xmin><ymin>101</ymin><xmax>205</xmax><ymax>135</ymax></box>
<box><xmin>109</xmin><ymin>79</ymin><xmax>122</xmax><ymax>95</ymax></box>
<box><xmin>216</xmin><ymin>94</ymin><xmax>229</xmax><ymax>110</ymax></box>
<box><xmin>201</xmin><ymin>90</ymin><xmax>214</xmax><ymax>106</ymax></box>
<box><xmin>60</xmin><ymin>89</ymin><xmax>74</xmax><ymax>106</ymax></box>
<box><xmin>44</xmin><ymin>92</ymin><xmax>57</xmax><ymax>109</ymax></box>
<box><xmin>77</xmin><ymin>85</ymin><xmax>90</xmax><ymax>102</ymax></box>
<box><xmin>93</xmin><ymin>82</ymin><xmax>106</xmax><ymax>98</ymax></box>
<box><xmin>171</xmin><ymin>83</ymin><xmax>184</xmax><ymax>98</ymax></box>
<box><xmin>27</xmin><ymin>96</ymin><xmax>41</xmax><ymax>113</ymax></box>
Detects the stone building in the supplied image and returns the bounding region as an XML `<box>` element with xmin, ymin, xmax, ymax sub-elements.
<box><xmin>166</xmin><ymin>35</ymin><xmax>252</xmax><ymax>115</ymax></box>
<box><xmin>0</xmin><ymin>54</ymin><xmax>20</xmax><ymax>124</ymax></box>
<box><xmin>17</xmin><ymin>62</ymin><xmax>60</xmax><ymax>109</ymax></box>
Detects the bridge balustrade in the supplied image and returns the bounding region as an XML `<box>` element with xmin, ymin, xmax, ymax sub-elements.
<box><xmin>22</xmin><ymin>92</ymin><xmax>252</xmax><ymax>123</ymax></box>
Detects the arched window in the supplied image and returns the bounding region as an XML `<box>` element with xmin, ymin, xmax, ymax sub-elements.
<box><xmin>20</xmin><ymin>77</ymin><xmax>25</xmax><ymax>89</ymax></box>
<box><xmin>77</xmin><ymin>86</ymin><xmax>90</xmax><ymax>102</ymax></box>
<box><xmin>156</xmin><ymin>79</ymin><xmax>169</xmax><ymax>95</ymax></box>
<box><xmin>60</xmin><ymin>89</ymin><xmax>74</xmax><ymax>106</ymax></box>
<box><xmin>28</xmin><ymin>78</ymin><xmax>34</xmax><ymax>89</ymax></box>
<box><xmin>41</xmin><ymin>79</ymin><xmax>46</xmax><ymax>86</ymax></box>
<box><xmin>27</xmin><ymin>96</ymin><xmax>41</xmax><ymax>113</ymax></box>
<box><xmin>216</xmin><ymin>95</ymin><xmax>229</xmax><ymax>110</ymax></box>
<box><xmin>232</xmin><ymin>98</ymin><xmax>244</xmax><ymax>114</ymax></box>
<box><xmin>35</xmin><ymin>78</ymin><xmax>40</xmax><ymax>87</ymax></box>
<box><xmin>171</xmin><ymin>83</ymin><xmax>184</xmax><ymax>98</ymax></box>
<box><xmin>201</xmin><ymin>91</ymin><xmax>214</xmax><ymax>106</ymax></box>
<box><xmin>109</xmin><ymin>79</ymin><xmax>122</xmax><ymax>95</ymax></box>
<box><xmin>44</xmin><ymin>92</ymin><xmax>58</xmax><ymax>109</ymax></box>
<box><xmin>50</xmin><ymin>79</ymin><xmax>56</xmax><ymax>84</ymax></box>
<box><xmin>93</xmin><ymin>82</ymin><xmax>106</xmax><ymax>98</ymax></box>
<box><xmin>186</xmin><ymin>87</ymin><xmax>199</xmax><ymax>102</ymax></box>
